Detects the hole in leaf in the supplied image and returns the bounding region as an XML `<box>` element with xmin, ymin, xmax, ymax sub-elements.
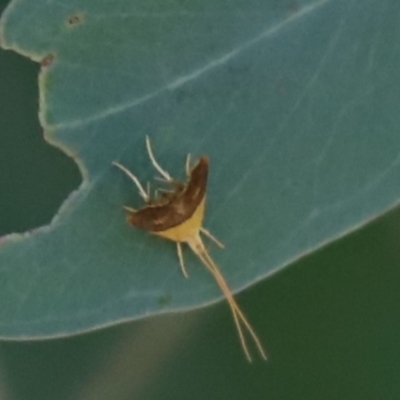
<box><xmin>0</xmin><ymin>50</ymin><xmax>81</xmax><ymax>236</ymax></box>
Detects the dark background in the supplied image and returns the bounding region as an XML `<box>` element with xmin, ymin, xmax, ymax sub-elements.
<box><xmin>1</xmin><ymin>1</ymin><xmax>400</xmax><ymax>398</ymax></box>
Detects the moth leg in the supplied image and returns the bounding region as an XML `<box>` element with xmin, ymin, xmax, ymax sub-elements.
<box><xmin>146</xmin><ymin>181</ymin><xmax>152</xmax><ymax>198</ymax></box>
<box><xmin>154</xmin><ymin>176</ymin><xmax>170</xmax><ymax>183</ymax></box>
<box><xmin>146</xmin><ymin>136</ymin><xmax>173</xmax><ymax>182</ymax></box>
<box><xmin>155</xmin><ymin>187</ymin><xmax>174</xmax><ymax>198</ymax></box>
<box><xmin>185</xmin><ymin>153</ymin><xmax>191</xmax><ymax>177</ymax></box>
<box><xmin>112</xmin><ymin>162</ymin><xmax>149</xmax><ymax>202</ymax></box>
<box><xmin>157</xmin><ymin>188</ymin><xmax>174</xmax><ymax>193</ymax></box>
<box><xmin>200</xmin><ymin>227</ymin><xmax>225</xmax><ymax>249</ymax></box>
<box><xmin>123</xmin><ymin>205</ymin><xmax>137</xmax><ymax>213</ymax></box>
<box><xmin>176</xmin><ymin>242</ymin><xmax>189</xmax><ymax>278</ymax></box>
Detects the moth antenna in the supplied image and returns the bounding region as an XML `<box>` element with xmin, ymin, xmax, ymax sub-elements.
<box><xmin>145</xmin><ymin>136</ymin><xmax>173</xmax><ymax>182</ymax></box>
<box><xmin>188</xmin><ymin>236</ymin><xmax>267</xmax><ymax>361</ymax></box>
<box><xmin>200</xmin><ymin>227</ymin><xmax>225</xmax><ymax>249</ymax></box>
<box><xmin>201</xmin><ymin>249</ymin><xmax>267</xmax><ymax>361</ymax></box>
<box><xmin>230</xmin><ymin>298</ymin><xmax>252</xmax><ymax>362</ymax></box>
<box><xmin>112</xmin><ymin>162</ymin><xmax>149</xmax><ymax>202</ymax></box>
<box><xmin>185</xmin><ymin>153</ymin><xmax>192</xmax><ymax>177</ymax></box>
<box><xmin>176</xmin><ymin>242</ymin><xmax>189</xmax><ymax>278</ymax></box>
<box><xmin>193</xmin><ymin>244</ymin><xmax>252</xmax><ymax>362</ymax></box>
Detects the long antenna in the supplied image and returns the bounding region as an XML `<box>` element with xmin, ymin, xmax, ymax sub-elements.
<box><xmin>188</xmin><ymin>237</ymin><xmax>267</xmax><ymax>362</ymax></box>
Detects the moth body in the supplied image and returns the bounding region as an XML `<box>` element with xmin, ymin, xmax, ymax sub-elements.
<box><xmin>113</xmin><ymin>137</ymin><xmax>266</xmax><ymax>362</ymax></box>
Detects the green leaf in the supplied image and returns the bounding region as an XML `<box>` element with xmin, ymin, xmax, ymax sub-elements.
<box><xmin>1</xmin><ymin>0</ymin><xmax>400</xmax><ymax>338</ymax></box>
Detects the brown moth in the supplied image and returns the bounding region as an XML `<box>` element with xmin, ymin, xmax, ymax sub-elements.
<box><xmin>113</xmin><ymin>137</ymin><xmax>266</xmax><ymax>362</ymax></box>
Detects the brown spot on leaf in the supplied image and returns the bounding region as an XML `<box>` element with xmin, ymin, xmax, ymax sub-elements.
<box><xmin>40</xmin><ymin>54</ymin><xmax>55</xmax><ymax>67</ymax></box>
<box><xmin>158</xmin><ymin>294</ymin><xmax>172</xmax><ymax>307</ymax></box>
<box><xmin>67</xmin><ymin>12</ymin><xmax>85</xmax><ymax>26</ymax></box>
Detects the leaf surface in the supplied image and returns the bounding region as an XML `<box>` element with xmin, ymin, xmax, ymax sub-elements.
<box><xmin>1</xmin><ymin>0</ymin><xmax>400</xmax><ymax>338</ymax></box>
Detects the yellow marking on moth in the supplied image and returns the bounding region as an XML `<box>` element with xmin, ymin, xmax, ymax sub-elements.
<box><xmin>155</xmin><ymin>199</ymin><xmax>206</xmax><ymax>242</ymax></box>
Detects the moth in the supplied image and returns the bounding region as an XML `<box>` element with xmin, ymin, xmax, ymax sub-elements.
<box><xmin>113</xmin><ymin>137</ymin><xmax>266</xmax><ymax>362</ymax></box>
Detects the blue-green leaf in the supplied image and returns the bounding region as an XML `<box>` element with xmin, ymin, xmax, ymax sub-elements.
<box><xmin>1</xmin><ymin>0</ymin><xmax>400</xmax><ymax>338</ymax></box>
